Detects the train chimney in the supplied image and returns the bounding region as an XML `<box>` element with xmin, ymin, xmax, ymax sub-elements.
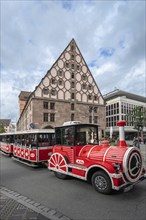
<box><xmin>117</xmin><ymin>120</ymin><xmax>127</xmax><ymax>147</ymax></box>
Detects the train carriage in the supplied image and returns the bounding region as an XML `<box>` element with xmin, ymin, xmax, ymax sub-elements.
<box><xmin>0</xmin><ymin>132</ymin><xmax>14</xmax><ymax>156</ymax></box>
<box><xmin>48</xmin><ymin>121</ymin><xmax>146</xmax><ymax>194</ymax></box>
<box><xmin>0</xmin><ymin>129</ymin><xmax>55</xmax><ymax>167</ymax></box>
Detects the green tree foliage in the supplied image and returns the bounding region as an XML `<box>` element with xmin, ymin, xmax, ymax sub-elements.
<box><xmin>0</xmin><ymin>124</ymin><xmax>5</xmax><ymax>133</ymax></box>
<box><xmin>126</xmin><ymin>106</ymin><xmax>146</xmax><ymax>131</ymax></box>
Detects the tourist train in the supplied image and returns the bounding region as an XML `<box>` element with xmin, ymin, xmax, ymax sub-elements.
<box><xmin>0</xmin><ymin>129</ymin><xmax>55</xmax><ymax>167</ymax></box>
<box><xmin>0</xmin><ymin>121</ymin><xmax>146</xmax><ymax>194</ymax></box>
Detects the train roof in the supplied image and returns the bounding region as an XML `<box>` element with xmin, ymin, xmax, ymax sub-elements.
<box><xmin>55</xmin><ymin>123</ymin><xmax>98</xmax><ymax>129</ymax></box>
<box><xmin>0</xmin><ymin>129</ymin><xmax>55</xmax><ymax>136</ymax></box>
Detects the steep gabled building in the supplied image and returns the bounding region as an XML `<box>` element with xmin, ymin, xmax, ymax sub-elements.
<box><xmin>17</xmin><ymin>39</ymin><xmax>105</xmax><ymax>136</ymax></box>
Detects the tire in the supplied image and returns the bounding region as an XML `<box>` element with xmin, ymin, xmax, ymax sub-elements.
<box><xmin>91</xmin><ymin>171</ymin><xmax>112</xmax><ymax>194</ymax></box>
<box><xmin>54</xmin><ymin>171</ymin><xmax>68</xmax><ymax>180</ymax></box>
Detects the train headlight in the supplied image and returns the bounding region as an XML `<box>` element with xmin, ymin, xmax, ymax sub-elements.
<box><xmin>114</xmin><ymin>162</ymin><xmax>121</xmax><ymax>173</ymax></box>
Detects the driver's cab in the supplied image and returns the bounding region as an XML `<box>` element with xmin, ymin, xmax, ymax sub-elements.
<box><xmin>54</xmin><ymin>122</ymin><xmax>99</xmax><ymax>164</ymax></box>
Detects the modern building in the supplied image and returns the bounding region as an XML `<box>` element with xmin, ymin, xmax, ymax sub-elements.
<box><xmin>104</xmin><ymin>89</ymin><xmax>146</xmax><ymax>140</ymax></box>
<box><xmin>17</xmin><ymin>39</ymin><xmax>105</xmax><ymax>137</ymax></box>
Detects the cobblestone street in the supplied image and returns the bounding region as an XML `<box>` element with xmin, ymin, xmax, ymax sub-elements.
<box><xmin>0</xmin><ymin>186</ymin><xmax>71</xmax><ymax>220</ymax></box>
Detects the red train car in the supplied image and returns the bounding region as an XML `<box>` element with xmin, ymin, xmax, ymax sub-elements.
<box><xmin>0</xmin><ymin>132</ymin><xmax>14</xmax><ymax>156</ymax></box>
<box><xmin>0</xmin><ymin>129</ymin><xmax>55</xmax><ymax>167</ymax></box>
<box><xmin>48</xmin><ymin>121</ymin><xmax>146</xmax><ymax>194</ymax></box>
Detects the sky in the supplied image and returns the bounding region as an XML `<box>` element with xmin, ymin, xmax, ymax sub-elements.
<box><xmin>0</xmin><ymin>0</ymin><xmax>146</xmax><ymax>123</ymax></box>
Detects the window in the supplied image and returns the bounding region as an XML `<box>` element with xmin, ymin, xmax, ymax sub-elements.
<box><xmin>94</xmin><ymin>96</ymin><xmax>97</xmax><ymax>101</ymax></box>
<box><xmin>51</xmin><ymin>89</ymin><xmax>56</xmax><ymax>96</ymax></box>
<box><xmin>51</xmin><ymin>78</ymin><xmax>56</xmax><ymax>84</ymax></box>
<box><xmin>59</xmin><ymin>79</ymin><xmax>63</xmax><ymax>86</ymax></box>
<box><xmin>88</xmin><ymin>95</ymin><xmax>92</xmax><ymax>100</ymax></box>
<box><xmin>50</xmin><ymin>113</ymin><xmax>55</xmax><ymax>122</ymax></box>
<box><xmin>71</xmin><ymin>93</ymin><xmax>75</xmax><ymax>99</ymax></box>
<box><xmin>50</xmin><ymin>102</ymin><xmax>55</xmax><ymax>110</ymax></box>
<box><xmin>71</xmin><ymin>113</ymin><xmax>74</xmax><ymax>121</ymax></box>
<box><xmin>58</xmin><ymin>70</ymin><xmax>63</xmax><ymax>77</ymax></box>
<box><xmin>66</xmin><ymin>62</ymin><xmax>69</xmax><ymax>68</ymax></box>
<box><xmin>43</xmin><ymin>88</ymin><xmax>49</xmax><ymax>95</ymax></box>
<box><xmin>43</xmin><ymin>113</ymin><xmax>48</xmax><ymax>122</ymax></box>
<box><xmin>89</xmin><ymin>116</ymin><xmax>92</xmax><ymax>123</ymax></box>
<box><xmin>77</xmin><ymin>65</ymin><xmax>80</xmax><ymax>71</ymax></box>
<box><xmin>71</xmin><ymin>81</ymin><xmax>75</xmax><ymax>88</ymax></box>
<box><xmin>71</xmin><ymin>72</ymin><xmax>74</xmax><ymax>79</ymax></box>
<box><xmin>94</xmin><ymin>116</ymin><xmax>98</xmax><ymax>124</ymax></box>
<box><xmin>71</xmin><ymin>54</ymin><xmax>74</xmax><ymax>60</ymax></box>
<box><xmin>71</xmin><ymin>45</ymin><xmax>74</xmax><ymax>51</ymax></box>
<box><xmin>71</xmin><ymin>103</ymin><xmax>74</xmax><ymax>110</ymax></box>
<box><xmin>43</xmin><ymin>102</ymin><xmax>48</xmax><ymax>109</ymax></box>
<box><xmin>71</xmin><ymin>64</ymin><xmax>74</xmax><ymax>69</ymax></box>
<box><xmin>88</xmin><ymin>85</ymin><xmax>92</xmax><ymax>90</ymax></box>
<box><xmin>82</xmin><ymin>74</ymin><xmax>86</xmax><ymax>81</ymax></box>
<box><xmin>83</xmin><ymin>84</ymin><xmax>86</xmax><ymax>90</ymax></box>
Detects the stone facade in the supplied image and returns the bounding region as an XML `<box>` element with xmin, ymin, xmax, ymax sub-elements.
<box><xmin>17</xmin><ymin>39</ymin><xmax>105</xmax><ymax>137</ymax></box>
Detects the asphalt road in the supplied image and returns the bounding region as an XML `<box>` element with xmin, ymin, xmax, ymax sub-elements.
<box><xmin>1</xmin><ymin>154</ymin><xmax>146</xmax><ymax>220</ymax></box>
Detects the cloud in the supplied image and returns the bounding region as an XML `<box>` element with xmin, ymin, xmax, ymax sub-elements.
<box><xmin>1</xmin><ymin>0</ymin><xmax>145</xmax><ymax>122</ymax></box>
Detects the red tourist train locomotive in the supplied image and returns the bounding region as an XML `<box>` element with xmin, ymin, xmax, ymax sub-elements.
<box><xmin>0</xmin><ymin>129</ymin><xmax>55</xmax><ymax>167</ymax></box>
<box><xmin>48</xmin><ymin>121</ymin><xmax>146</xmax><ymax>194</ymax></box>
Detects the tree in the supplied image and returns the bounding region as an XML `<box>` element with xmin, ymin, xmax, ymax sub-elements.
<box><xmin>0</xmin><ymin>124</ymin><xmax>5</xmax><ymax>133</ymax></box>
<box><xmin>126</xmin><ymin>106</ymin><xmax>146</xmax><ymax>147</ymax></box>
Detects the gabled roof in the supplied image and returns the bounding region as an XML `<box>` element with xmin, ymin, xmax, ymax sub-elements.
<box><xmin>0</xmin><ymin>119</ymin><xmax>11</xmax><ymax>126</ymax></box>
<box><xmin>103</xmin><ymin>89</ymin><xmax>146</xmax><ymax>103</ymax></box>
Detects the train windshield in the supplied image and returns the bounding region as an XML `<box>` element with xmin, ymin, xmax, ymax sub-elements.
<box><xmin>55</xmin><ymin>124</ymin><xmax>98</xmax><ymax>146</ymax></box>
<box><xmin>75</xmin><ymin>125</ymin><xmax>98</xmax><ymax>145</ymax></box>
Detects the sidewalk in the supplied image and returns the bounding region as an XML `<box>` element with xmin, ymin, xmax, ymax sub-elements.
<box><xmin>0</xmin><ymin>186</ymin><xmax>71</xmax><ymax>220</ymax></box>
<box><xmin>139</xmin><ymin>143</ymin><xmax>146</xmax><ymax>163</ymax></box>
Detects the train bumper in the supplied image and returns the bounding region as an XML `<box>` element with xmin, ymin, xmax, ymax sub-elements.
<box><xmin>123</xmin><ymin>175</ymin><xmax>146</xmax><ymax>192</ymax></box>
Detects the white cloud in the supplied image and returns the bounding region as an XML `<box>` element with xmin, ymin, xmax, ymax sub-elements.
<box><xmin>1</xmin><ymin>0</ymin><xmax>145</xmax><ymax>122</ymax></box>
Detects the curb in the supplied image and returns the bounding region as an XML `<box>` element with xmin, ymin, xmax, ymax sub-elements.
<box><xmin>0</xmin><ymin>186</ymin><xmax>71</xmax><ymax>220</ymax></box>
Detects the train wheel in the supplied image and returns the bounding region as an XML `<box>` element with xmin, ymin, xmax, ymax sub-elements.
<box><xmin>91</xmin><ymin>171</ymin><xmax>112</xmax><ymax>194</ymax></box>
<box><xmin>49</xmin><ymin>153</ymin><xmax>68</xmax><ymax>179</ymax></box>
<box><xmin>54</xmin><ymin>171</ymin><xmax>68</xmax><ymax>179</ymax></box>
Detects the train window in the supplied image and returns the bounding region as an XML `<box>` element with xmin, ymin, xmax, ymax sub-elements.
<box><xmin>75</xmin><ymin>126</ymin><xmax>98</xmax><ymax>145</ymax></box>
<box><xmin>38</xmin><ymin>133</ymin><xmax>51</xmax><ymax>147</ymax></box>
<box><xmin>55</xmin><ymin>129</ymin><xmax>61</xmax><ymax>144</ymax></box>
<box><xmin>62</xmin><ymin>127</ymin><xmax>75</xmax><ymax>146</ymax></box>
